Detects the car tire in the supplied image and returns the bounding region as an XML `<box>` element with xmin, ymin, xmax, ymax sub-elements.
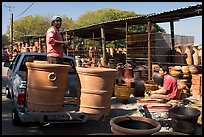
<box><xmin>5</xmin><ymin>88</ymin><xmax>12</xmax><ymax>99</ymax></box>
<box><xmin>12</xmin><ymin>104</ymin><xmax>22</xmax><ymax>126</ymax></box>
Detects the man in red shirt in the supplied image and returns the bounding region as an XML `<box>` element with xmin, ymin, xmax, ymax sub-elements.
<box><xmin>46</xmin><ymin>16</ymin><xmax>69</xmax><ymax>64</ymax></box>
<box><xmin>150</xmin><ymin>66</ymin><xmax>179</xmax><ymax>100</ymax></box>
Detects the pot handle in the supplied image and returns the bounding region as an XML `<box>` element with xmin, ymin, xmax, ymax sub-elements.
<box><xmin>48</xmin><ymin>72</ymin><xmax>57</xmax><ymax>82</ymax></box>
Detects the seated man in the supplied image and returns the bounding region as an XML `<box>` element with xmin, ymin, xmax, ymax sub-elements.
<box><xmin>150</xmin><ymin>65</ymin><xmax>179</xmax><ymax>100</ymax></box>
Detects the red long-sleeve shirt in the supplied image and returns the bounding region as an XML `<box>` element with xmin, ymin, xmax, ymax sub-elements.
<box><xmin>46</xmin><ymin>26</ymin><xmax>63</xmax><ymax>58</ymax></box>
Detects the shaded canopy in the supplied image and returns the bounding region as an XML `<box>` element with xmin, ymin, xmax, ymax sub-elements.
<box><xmin>62</xmin><ymin>4</ymin><xmax>202</xmax><ymax>41</ymax></box>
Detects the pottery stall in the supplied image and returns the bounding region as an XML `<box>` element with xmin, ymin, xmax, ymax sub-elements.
<box><xmin>76</xmin><ymin>67</ymin><xmax>117</xmax><ymax>117</ymax></box>
<box><xmin>26</xmin><ymin>62</ymin><xmax>71</xmax><ymax>112</ymax></box>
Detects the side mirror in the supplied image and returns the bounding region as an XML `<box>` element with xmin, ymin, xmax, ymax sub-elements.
<box><xmin>4</xmin><ymin>61</ymin><xmax>11</xmax><ymax>68</ymax></box>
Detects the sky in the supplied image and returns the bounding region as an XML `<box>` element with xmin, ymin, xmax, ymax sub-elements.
<box><xmin>2</xmin><ymin>2</ymin><xmax>202</xmax><ymax>44</ymax></box>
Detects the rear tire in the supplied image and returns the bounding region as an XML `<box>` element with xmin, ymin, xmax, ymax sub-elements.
<box><xmin>12</xmin><ymin>103</ymin><xmax>23</xmax><ymax>126</ymax></box>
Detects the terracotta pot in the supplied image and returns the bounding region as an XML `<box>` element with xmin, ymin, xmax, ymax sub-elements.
<box><xmin>116</xmin><ymin>63</ymin><xmax>124</xmax><ymax>85</ymax></box>
<box><xmin>184</xmin><ymin>45</ymin><xmax>193</xmax><ymax>65</ymax></box>
<box><xmin>77</xmin><ymin>67</ymin><xmax>117</xmax><ymax>115</ymax></box>
<box><xmin>192</xmin><ymin>46</ymin><xmax>199</xmax><ymax>65</ymax></box>
<box><xmin>189</xmin><ymin>65</ymin><xmax>199</xmax><ymax>74</ymax></box>
<box><xmin>114</xmin><ymin>84</ymin><xmax>132</xmax><ymax>102</ymax></box>
<box><xmin>124</xmin><ymin>67</ymin><xmax>133</xmax><ymax>79</ymax></box>
<box><xmin>25</xmin><ymin>62</ymin><xmax>71</xmax><ymax>112</ymax></box>
<box><xmin>110</xmin><ymin>116</ymin><xmax>161</xmax><ymax>135</ymax></box>
<box><xmin>177</xmin><ymin>79</ymin><xmax>187</xmax><ymax>89</ymax></box>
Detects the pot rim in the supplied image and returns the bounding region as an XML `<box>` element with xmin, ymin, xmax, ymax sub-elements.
<box><xmin>169</xmin><ymin>106</ymin><xmax>201</xmax><ymax>119</ymax></box>
<box><xmin>110</xmin><ymin>116</ymin><xmax>161</xmax><ymax>134</ymax></box>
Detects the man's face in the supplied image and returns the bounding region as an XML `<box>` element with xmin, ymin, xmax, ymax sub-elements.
<box><xmin>159</xmin><ymin>68</ymin><xmax>166</xmax><ymax>76</ymax></box>
<box><xmin>53</xmin><ymin>17</ymin><xmax>62</xmax><ymax>28</ymax></box>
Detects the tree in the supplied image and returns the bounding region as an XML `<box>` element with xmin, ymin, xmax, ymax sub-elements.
<box><xmin>7</xmin><ymin>14</ymin><xmax>73</xmax><ymax>41</ymax></box>
<box><xmin>2</xmin><ymin>34</ymin><xmax>9</xmax><ymax>48</ymax></box>
<box><xmin>73</xmin><ymin>8</ymin><xmax>138</xmax><ymax>29</ymax></box>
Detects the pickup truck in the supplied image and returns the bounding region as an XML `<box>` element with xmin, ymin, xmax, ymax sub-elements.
<box><xmin>4</xmin><ymin>52</ymin><xmax>87</xmax><ymax>126</ymax></box>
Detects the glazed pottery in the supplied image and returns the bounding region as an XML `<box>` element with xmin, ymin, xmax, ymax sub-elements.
<box><xmin>114</xmin><ymin>84</ymin><xmax>132</xmax><ymax>102</ymax></box>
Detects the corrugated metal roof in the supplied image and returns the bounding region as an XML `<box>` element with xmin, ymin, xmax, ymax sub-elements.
<box><xmin>60</xmin><ymin>3</ymin><xmax>202</xmax><ymax>41</ymax></box>
<box><xmin>64</xmin><ymin>3</ymin><xmax>202</xmax><ymax>32</ymax></box>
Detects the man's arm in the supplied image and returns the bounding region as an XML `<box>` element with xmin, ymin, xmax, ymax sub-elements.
<box><xmin>151</xmin><ymin>87</ymin><xmax>167</xmax><ymax>95</ymax></box>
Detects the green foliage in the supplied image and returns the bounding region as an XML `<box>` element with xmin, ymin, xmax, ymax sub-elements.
<box><xmin>9</xmin><ymin>14</ymin><xmax>73</xmax><ymax>41</ymax></box>
<box><xmin>73</xmin><ymin>8</ymin><xmax>138</xmax><ymax>29</ymax></box>
<box><xmin>2</xmin><ymin>34</ymin><xmax>9</xmax><ymax>48</ymax></box>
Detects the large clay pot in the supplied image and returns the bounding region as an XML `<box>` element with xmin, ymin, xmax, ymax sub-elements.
<box><xmin>169</xmin><ymin>106</ymin><xmax>201</xmax><ymax>134</ymax></box>
<box><xmin>131</xmin><ymin>80</ymin><xmax>145</xmax><ymax>97</ymax></box>
<box><xmin>77</xmin><ymin>67</ymin><xmax>117</xmax><ymax>115</ymax></box>
<box><xmin>110</xmin><ymin>116</ymin><xmax>161</xmax><ymax>135</ymax></box>
<box><xmin>189</xmin><ymin>65</ymin><xmax>199</xmax><ymax>74</ymax></box>
<box><xmin>152</xmin><ymin>71</ymin><xmax>163</xmax><ymax>86</ymax></box>
<box><xmin>131</xmin><ymin>68</ymin><xmax>145</xmax><ymax>97</ymax></box>
<box><xmin>25</xmin><ymin>62</ymin><xmax>71</xmax><ymax>112</ymax></box>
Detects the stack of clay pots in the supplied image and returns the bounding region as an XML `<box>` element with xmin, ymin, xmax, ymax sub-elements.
<box><xmin>190</xmin><ymin>74</ymin><xmax>202</xmax><ymax>101</ymax></box>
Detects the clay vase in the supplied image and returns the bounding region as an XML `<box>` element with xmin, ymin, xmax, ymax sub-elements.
<box><xmin>192</xmin><ymin>46</ymin><xmax>199</xmax><ymax>65</ymax></box>
<box><xmin>116</xmin><ymin>63</ymin><xmax>124</xmax><ymax>85</ymax></box>
<box><xmin>25</xmin><ymin>62</ymin><xmax>71</xmax><ymax>112</ymax></box>
<box><xmin>184</xmin><ymin>45</ymin><xmax>193</xmax><ymax>65</ymax></box>
<box><xmin>152</xmin><ymin>71</ymin><xmax>163</xmax><ymax>86</ymax></box>
<box><xmin>123</xmin><ymin>66</ymin><xmax>133</xmax><ymax>86</ymax></box>
<box><xmin>177</xmin><ymin>79</ymin><xmax>188</xmax><ymax>99</ymax></box>
<box><xmin>110</xmin><ymin>116</ymin><xmax>161</xmax><ymax>135</ymax></box>
<box><xmin>131</xmin><ymin>69</ymin><xmax>145</xmax><ymax>97</ymax></box>
<box><xmin>76</xmin><ymin>67</ymin><xmax>117</xmax><ymax>115</ymax></box>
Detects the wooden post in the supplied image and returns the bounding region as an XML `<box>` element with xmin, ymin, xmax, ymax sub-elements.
<box><xmin>148</xmin><ymin>21</ymin><xmax>151</xmax><ymax>81</ymax></box>
<box><xmin>126</xmin><ymin>21</ymin><xmax>128</xmax><ymax>64</ymax></box>
<box><xmin>170</xmin><ymin>21</ymin><xmax>175</xmax><ymax>63</ymax></box>
<box><xmin>38</xmin><ymin>37</ymin><xmax>41</xmax><ymax>53</ymax></box>
<box><xmin>101</xmin><ymin>27</ymin><xmax>106</xmax><ymax>66</ymax></box>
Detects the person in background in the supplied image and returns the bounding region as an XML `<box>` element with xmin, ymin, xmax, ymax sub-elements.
<box><xmin>46</xmin><ymin>15</ymin><xmax>69</xmax><ymax>64</ymax></box>
<box><xmin>150</xmin><ymin>65</ymin><xmax>179</xmax><ymax>100</ymax></box>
